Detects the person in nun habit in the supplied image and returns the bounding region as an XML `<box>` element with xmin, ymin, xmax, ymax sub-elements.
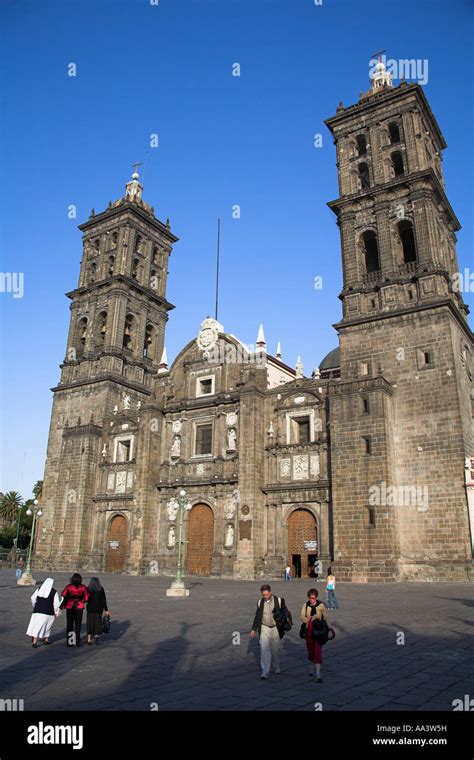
<box><xmin>86</xmin><ymin>577</ymin><xmax>110</xmax><ymax>646</ymax></box>
<box><xmin>26</xmin><ymin>578</ymin><xmax>61</xmax><ymax>648</ymax></box>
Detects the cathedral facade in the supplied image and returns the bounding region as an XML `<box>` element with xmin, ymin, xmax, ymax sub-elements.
<box><xmin>35</xmin><ymin>64</ymin><xmax>474</xmax><ymax>582</ymax></box>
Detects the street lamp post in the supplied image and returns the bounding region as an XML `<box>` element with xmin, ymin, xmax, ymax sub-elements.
<box><xmin>166</xmin><ymin>489</ymin><xmax>191</xmax><ymax>598</ymax></box>
<box><xmin>17</xmin><ymin>500</ymin><xmax>43</xmax><ymax>586</ymax></box>
<box><xmin>14</xmin><ymin>504</ymin><xmax>23</xmax><ymax>556</ymax></box>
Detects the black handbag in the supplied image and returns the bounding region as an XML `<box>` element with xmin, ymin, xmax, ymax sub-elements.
<box><xmin>312</xmin><ymin>616</ymin><xmax>330</xmax><ymax>645</ymax></box>
<box><xmin>272</xmin><ymin>598</ymin><xmax>293</xmax><ymax>631</ymax></box>
<box><xmin>102</xmin><ymin>615</ymin><xmax>110</xmax><ymax>633</ymax></box>
<box><xmin>299</xmin><ymin>623</ymin><xmax>307</xmax><ymax>639</ymax></box>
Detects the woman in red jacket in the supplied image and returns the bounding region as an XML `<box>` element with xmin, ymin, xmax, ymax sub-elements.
<box><xmin>61</xmin><ymin>573</ymin><xmax>90</xmax><ymax>647</ymax></box>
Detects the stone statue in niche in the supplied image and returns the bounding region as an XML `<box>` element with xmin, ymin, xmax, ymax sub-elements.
<box><xmin>166</xmin><ymin>499</ymin><xmax>179</xmax><ymax>521</ymax></box>
<box><xmin>224</xmin><ymin>524</ymin><xmax>234</xmax><ymax>548</ymax></box>
<box><xmin>224</xmin><ymin>490</ymin><xmax>239</xmax><ymax>519</ymax></box>
<box><xmin>123</xmin><ymin>394</ymin><xmax>131</xmax><ymax>410</ymax></box>
<box><xmin>171</xmin><ymin>435</ymin><xmax>181</xmax><ymax>458</ymax></box>
<box><xmin>168</xmin><ymin>525</ymin><xmax>176</xmax><ymax>548</ymax></box>
<box><xmin>226</xmin><ymin>412</ymin><xmax>237</xmax><ymax>427</ymax></box>
<box><xmin>227</xmin><ymin>427</ymin><xmax>237</xmax><ymax>451</ymax></box>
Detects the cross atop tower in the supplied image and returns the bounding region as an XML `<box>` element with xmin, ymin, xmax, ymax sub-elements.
<box><xmin>371</xmin><ymin>48</ymin><xmax>387</xmax><ymax>64</ymax></box>
<box><xmin>131</xmin><ymin>161</ymin><xmax>143</xmax><ymax>178</ymax></box>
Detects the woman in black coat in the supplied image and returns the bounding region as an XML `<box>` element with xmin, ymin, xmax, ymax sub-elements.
<box><xmin>86</xmin><ymin>577</ymin><xmax>110</xmax><ymax>645</ymax></box>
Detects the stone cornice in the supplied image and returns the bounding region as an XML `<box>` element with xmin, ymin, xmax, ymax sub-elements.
<box><xmin>51</xmin><ymin>374</ymin><xmax>153</xmax><ymax>395</ymax></box>
<box><xmin>93</xmin><ymin>493</ymin><xmax>134</xmax><ymax>502</ymax></box>
<box><xmin>334</xmin><ymin>299</ymin><xmax>473</xmax><ymax>341</ymax></box>
<box><xmin>156</xmin><ymin>476</ymin><xmax>239</xmax><ymax>489</ymax></box>
<box><xmin>327</xmin><ymin>169</ymin><xmax>460</xmax><ymax>231</ymax></box>
<box><xmin>262</xmin><ymin>480</ymin><xmax>330</xmax><ymax>494</ymax></box>
<box><xmin>325</xmin><ymin>83</ymin><xmax>446</xmax><ymax>151</ymax></box>
<box><xmin>164</xmin><ymin>393</ymin><xmax>241</xmax><ymax>412</ymax></box>
<box><xmin>327</xmin><ymin>376</ymin><xmax>393</xmax><ymax>398</ymax></box>
<box><xmin>78</xmin><ymin>202</ymin><xmax>179</xmax><ymax>243</ymax></box>
<box><xmin>66</xmin><ymin>275</ymin><xmax>175</xmax><ymax>313</ymax></box>
<box><xmin>63</xmin><ymin>423</ymin><xmax>103</xmax><ymax>437</ymax></box>
<box><xmin>265</xmin><ymin>439</ymin><xmax>328</xmax><ymax>454</ymax></box>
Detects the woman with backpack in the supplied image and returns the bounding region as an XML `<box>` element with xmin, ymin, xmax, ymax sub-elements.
<box><xmin>300</xmin><ymin>587</ymin><xmax>332</xmax><ymax>682</ymax></box>
<box><xmin>86</xmin><ymin>577</ymin><xmax>110</xmax><ymax>646</ymax></box>
<box><xmin>61</xmin><ymin>573</ymin><xmax>90</xmax><ymax>647</ymax></box>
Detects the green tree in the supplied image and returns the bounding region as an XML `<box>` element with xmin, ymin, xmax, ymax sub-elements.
<box><xmin>32</xmin><ymin>481</ymin><xmax>43</xmax><ymax>501</ymax></box>
<box><xmin>0</xmin><ymin>491</ymin><xmax>23</xmax><ymax>525</ymax></box>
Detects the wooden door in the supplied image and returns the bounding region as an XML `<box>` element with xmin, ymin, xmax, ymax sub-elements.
<box><xmin>105</xmin><ymin>514</ymin><xmax>128</xmax><ymax>572</ymax></box>
<box><xmin>287</xmin><ymin>509</ymin><xmax>317</xmax><ymax>578</ymax></box>
<box><xmin>185</xmin><ymin>504</ymin><xmax>214</xmax><ymax>576</ymax></box>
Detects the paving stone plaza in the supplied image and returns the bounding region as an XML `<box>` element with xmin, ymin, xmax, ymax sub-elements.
<box><xmin>0</xmin><ymin>570</ymin><xmax>472</xmax><ymax>712</ymax></box>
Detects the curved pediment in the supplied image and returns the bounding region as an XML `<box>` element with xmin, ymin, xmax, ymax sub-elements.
<box><xmin>275</xmin><ymin>385</ymin><xmax>324</xmax><ymax>409</ymax></box>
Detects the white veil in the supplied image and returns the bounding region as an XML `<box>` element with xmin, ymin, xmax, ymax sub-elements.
<box><xmin>36</xmin><ymin>577</ymin><xmax>54</xmax><ymax>598</ymax></box>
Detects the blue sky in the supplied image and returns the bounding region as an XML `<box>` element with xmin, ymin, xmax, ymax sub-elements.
<box><xmin>1</xmin><ymin>0</ymin><xmax>473</xmax><ymax>498</ymax></box>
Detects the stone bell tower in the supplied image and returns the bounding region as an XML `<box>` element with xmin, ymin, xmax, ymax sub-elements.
<box><xmin>325</xmin><ymin>60</ymin><xmax>473</xmax><ymax>581</ymax></box>
<box><xmin>35</xmin><ymin>170</ymin><xmax>178</xmax><ymax>569</ymax></box>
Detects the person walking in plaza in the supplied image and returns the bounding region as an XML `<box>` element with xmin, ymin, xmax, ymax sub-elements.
<box><xmin>284</xmin><ymin>565</ymin><xmax>291</xmax><ymax>581</ymax></box>
<box><xmin>300</xmin><ymin>587</ymin><xmax>330</xmax><ymax>682</ymax></box>
<box><xmin>61</xmin><ymin>573</ymin><xmax>90</xmax><ymax>647</ymax></box>
<box><xmin>26</xmin><ymin>577</ymin><xmax>61</xmax><ymax>647</ymax></box>
<box><xmin>326</xmin><ymin>567</ymin><xmax>340</xmax><ymax>610</ymax></box>
<box><xmin>250</xmin><ymin>584</ymin><xmax>292</xmax><ymax>679</ymax></box>
<box><xmin>86</xmin><ymin>577</ymin><xmax>110</xmax><ymax>646</ymax></box>
<box><xmin>16</xmin><ymin>555</ymin><xmax>25</xmax><ymax>580</ymax></box>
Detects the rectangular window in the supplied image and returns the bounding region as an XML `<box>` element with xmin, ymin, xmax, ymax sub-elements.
<box><xmin>195</xmin><ymin>424</ymin><xmax>213</xmax><ymax>456</ymax></box>
<box><xmin>416</xmin><ymin>347</ymin><xmax>434</xmax><ymax>370</ymax></box>
<box><xmin>363</xmin><ymin>436</ymin><xmax>372</xmax><ymax>455</ymax></box>
<box><xmin>367</xmin><ymin>507</ymin><xmax>376</xmax><ymax>527</ymax></box>
<box><xmin>289</xmin><ymin>415</ymin><xmax>311</xmax><ymax>444</ymax></box>
<box><xmin>363</xmin><ymin>398</ymin><xmax>370</xmax><ymax>414</ymax></box>
<box><xmin>116</xmin><ymin>439</ymin><xmax>132</xmax><ymax>463</ymax></box>
<box><xmin>295</xmin><ymin>417</ymin><xmax>310</xmax><ymax>444</ymax></box>
<box><xmin>196</xmin><ymin>376</ymin><xmax>215</xmax><ymax>397</ymax></box>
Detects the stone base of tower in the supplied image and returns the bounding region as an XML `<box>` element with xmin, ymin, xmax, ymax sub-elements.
<box><xmin>33</xmin><ymin>552</ymin><xmax>102</xmax><ymax>574</ymax></box>
<box><xmin>332</xmin><ymin>558</ymin><xmax>474</xmax><ymax>583</ymax></box>
<box><xmin>397</xmin><ymin>559</ymin><xmax>474</xmax><ymax>583</ymax></box>
<box><xmin>232</xmin><ymin>559</ymin><xmax>257</xmax><ymax>580</ymax></box>
<box><xmin>332</xmin><ymin>559</ymin><xmax>399</xmax><ymax>583</ymax></box>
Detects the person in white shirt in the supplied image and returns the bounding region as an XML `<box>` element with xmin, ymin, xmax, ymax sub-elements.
<box><xmin>250</xmin><ymin>584</ymin><xmax>291</xmax><ymax>679</ymax></box>
<box><xmin>326</xmin><ymin>567</ymin><xmax>340</xmax><ymax>610</ymax></box>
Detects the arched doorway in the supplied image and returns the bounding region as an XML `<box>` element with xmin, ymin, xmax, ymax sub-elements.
<box><xmin>186</xmin><ymin>503</ymin><xmax>214</xmax><ymax>576</ymax></box>
<box><xmin>105</xmin><ymin>514</ymin><xmax>128</xmax><ymax>572</ymax></box>
<box><xmin>287</xmin><ymin>508</ymin><xmax>318</xmax><ymax>578</ymax></box>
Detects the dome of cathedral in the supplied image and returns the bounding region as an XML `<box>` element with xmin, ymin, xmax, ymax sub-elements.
<box><xmin>319</xmin><ymin>346</ymin><xmax>340</xmax><ymax>370</ymax></box>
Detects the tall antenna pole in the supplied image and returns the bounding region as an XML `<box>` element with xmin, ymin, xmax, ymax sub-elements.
<box><xmin>215</xmin><ymin>218</ymin><xmax>221</xmax><ymax>321</ymax></box>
